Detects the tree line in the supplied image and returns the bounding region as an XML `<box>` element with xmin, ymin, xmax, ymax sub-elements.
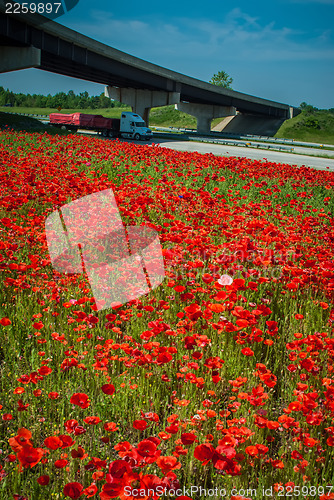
<box><xmin>0</xmin><ymin>87</ymin><xmax>127</xmax><ymax>109</ymax></box>
<box><xmin>1</xmin><ymin>86</ymin><xmax>332</xmax><ymax>115</ymax></box>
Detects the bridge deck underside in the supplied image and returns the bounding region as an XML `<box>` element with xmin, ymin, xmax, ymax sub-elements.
<box><xmin>0</xmin><ymin>11</ymin><xmax>292</xmax><ymax>119</ymax></box>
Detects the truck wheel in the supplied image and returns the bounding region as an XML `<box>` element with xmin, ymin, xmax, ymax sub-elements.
<box><xmin>102</xmin><ymin>129</ymin><xmax>108</xmax><ymax>137</ymax></box>
<box><xmin>134</xmin><ymin>133</ymin><xmax>140</xmax><ymax>141</ymax></box>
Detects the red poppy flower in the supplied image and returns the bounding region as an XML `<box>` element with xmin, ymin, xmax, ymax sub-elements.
<box><xmin>37</xmin><ymin>475</ymin><xmax>50</xmax><ymax>485</ymax></box>
<box><xmin>133</xmin><ymin>420</ymin><xmax>148</xmax><ymax>430</ymax></box>
<box><xmin>241</xmin><ymin>347</ymin><xmax>254</xmax><ymax>356</ymax></box>
<box><xmin>2</xmin><ymin>413</ymin><xmax>13</xmax><ymax>421</ymax></box>
<box><xmin>141</xmin><ymin>411</ymin><xmax>159</xmax><ymax>422</ymax></box>
<box><xmin>55</xmin><ymin>459</ymin><xmax>68</xmax><ymax>468</ymax></box>
<box><xmin>0</xmin><ymin>317</ymin><xmax>11</xmax><ymax>326</ymax></box>
<box><xmin>70</xmin><ymin>393</ymin><xmax>90</xmax><ymax>409</ymax></box>
<box><xmin>100</xmin><ymin>478</ymin><xmax>125</xmax><ymax>500</ymax></box>
<box><xmin>38</xmin><ymin>366</ymin><xmax>52</xmax><ymax>376</ymax></box>
<box><xmin>44</xmin><ymin>436</ymin><xmax>63</xmax><ymax>450</ymax></box>
<box><xmin>84</xmin><ymin>416</ymin><xmax>101</xmax><ymax>425</ymax></box>
<box><xmin>48</xmin><ymin>392</ymin><xmax>59</xmax><ymax>399</ymax></box>
<box><xmin>137</xmin><ymin>440</ymin><xmax>157</xmax><ymax>457</ymax></box>
<box><xmin>135</xmin><ymin>439</ymin><xmax>161</xmax><ymax>464</ymax></box>
<box><xmin>83</xmin><ymin>483</ymin><xmax>98</xmax><ymax>497</ymax></box>
<box><xmin>64</xmin><ymin>419</ymin><xmax>78</xmax><ymax>433</ymax></box>
<box><xmin>181</xmin><ymin>433</ymin><xmax>197</xmax><ymax>445</ymax></box>
<box><xmin>156</xmin><ymin>455</ymin><xmax>181</xmax><ymax>473</ymax></box>
<box><xmin>63</xmin><ymin>482</ymin><xmax>83</xmax><ymax>499</ymax></box>
<box><xmin>107</xmin><ymin>459</ymin><xmax>133</xmax><ymax>479</ymax></box>
<box><xmin>33</xmin><ymin>322</ymin><xmax>44</xmax><ymax>330</ymax></box>
<box><xmin>101</xmin><ymin>384</ymin><xmax>115</xmax><ymax>395</ymax></box>
<box><xmin>59</xmin><ymin>435</ymin><xmax>75</xmax><ymax>448</ymax></box>
<box><xmin>245</xmin><ymin>445</ymin><xmax>258</xmax><ymax>456</ymax></box>
<box><xmin>71</xmin><ymin>446</ymin><xmax>88</xmax><ymax>459</ymax></box>
<box><xmin>74</xmin><ymin>426</ymin><xmax>87</xmax><ymax>436</ymax></box>
<box><xmin>104</xmin><ymin>422</ymin><xmax>119</xmax><ymax>432</ymax></box>
<box><xmin>194</xmin><ymin>443</ymin><xmax>215</xmax><ymax>464</ymax></box>
<box><xmin>9</xmin><ymin>428</ymin><xmax>32</xmax><ymax>451</ymax></box>
<box><xmin>17</xmin><ymin>445</ymin><xmax>44</xmax><ymax>469</ymax></box>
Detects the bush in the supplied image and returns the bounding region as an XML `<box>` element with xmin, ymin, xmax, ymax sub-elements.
<box><xmin>304</xmin><ymin>116</ymin><xmax>320</xmax><ymax>129</ymax></box>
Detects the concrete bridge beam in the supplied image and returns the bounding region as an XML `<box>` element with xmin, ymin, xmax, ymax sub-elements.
<box><xmin>105</xmin><ymin>86</ymin><xmax>180</xmax><ymax>126</ymax></box>
<box><xmin>0</xmin><ymin>46</ymin><xmax>41</xmax><ymax>73</ymax></box>
<box><xmin>176</xmin><ymin>102</ymin><xmax>237</xmax><ymax>134</ymax></box>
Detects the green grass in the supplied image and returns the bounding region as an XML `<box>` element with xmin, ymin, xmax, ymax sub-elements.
<box><xmin>0</xmin><ymin>111</ymin><xmax>66</xmax><ymax>134</ymax></box>
<box><xmin>275</xmin><ymin>110</ymin><xmax>334</xmax><ymax>145</ymax></box>
<box><xmin>149</xmin><ymin>105</ymin><xmax>197</xmax><ymax>129</ymax></box>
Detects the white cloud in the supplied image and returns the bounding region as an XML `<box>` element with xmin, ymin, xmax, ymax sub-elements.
<box><xmin>60</xmin><ymin>7</ymin><xmax>333</xmax><ymax>105</ymax></box>
<box><xmin>67</xmin><ymin>7</ymin><xmax>333</xmax><ymax>68</ymax></box>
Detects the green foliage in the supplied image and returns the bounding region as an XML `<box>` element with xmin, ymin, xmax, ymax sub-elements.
<box><xmin>149</xmin><ymin>105</ymin><xmax>196</xmax><ymax>129</ymax></box>
<box><xmin>0</xmin><ymin>86</ymin><xmax>127</xmax><ymax>109</ymax></box>
<box><xmin>304</xmin><ymin>116</ymin><xmax>320</xmax><ymax>129</ymax></box>
<box><xmin>299</xmin><ymin>102</ymin><xmax>318</xmax><ymax>114</ymax></box>
<box><xmin>276</xmin><ymin>109</ymin><xmax>334</xmax><ymax>145</ymax></box>
<box><xmin>209</xmin><ymin>70</ymin><xmax>233</xmax><ymax>89</ymax></box>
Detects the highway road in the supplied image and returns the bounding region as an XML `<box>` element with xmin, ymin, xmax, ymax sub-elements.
<box><xmin>75</xmin><ymin>128</ymin><xmax>334</xmax><ymax>171</ymax></box>
<box><xmin>148</xmin><ymin>137</ymin><xmax>334</xmax><ymax>171</ymax></box>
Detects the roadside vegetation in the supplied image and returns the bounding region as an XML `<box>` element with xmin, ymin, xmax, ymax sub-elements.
<box><xmin>0</xmin><ymin>105</ymin><xmax>198</xmax><ymax>130</ymax></box>
<box><xmin>275</xmin><ymin>105</ymin><xmax>334</xmax><ymax>145</ymax></box>
<box><xmin>1</xmin><ymin>128</ymin><xmax>334</xmax><ymax>499</ymax></box>
<box><xmin>1</xmin><ymin>86</ymin><xmax>333</xmax><ymax>144</ymax></box>
<box><xmin>0</xmin><ymin>112</ymin><xmax>66</xmax><ymax>134</ymax></box>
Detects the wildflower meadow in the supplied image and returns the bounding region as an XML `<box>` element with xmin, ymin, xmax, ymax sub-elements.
<box><xmin>0</xmin><ymin>129</ymin><xmax>334</xmax><ymax>500</ymax></box>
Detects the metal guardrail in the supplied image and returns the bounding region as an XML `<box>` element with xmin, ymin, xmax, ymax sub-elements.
<box><xmin>189</xmin><ymin>136</ymin><xmax>294</xmax><ymax>153</ymax></box>
<box><xmin>152</xmin><ymin>126</ymin><xmax>331</xmax><ymax>149</ymax></box>
<box><xmin>152</xmin><ymin>127</ymin><xmax>294</xmax><ymax>152</ymax></box>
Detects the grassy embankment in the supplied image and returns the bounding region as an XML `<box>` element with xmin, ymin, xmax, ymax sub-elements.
<box><xmin>275</xmin><ymin>110</ymin><xmax>334</xmax><ymax>145</ymax></box>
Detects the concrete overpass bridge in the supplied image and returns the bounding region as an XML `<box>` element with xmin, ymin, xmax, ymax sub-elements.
<box><xmin>0</xmin><ymin>2</ymin><xmax>300</xmax><ymax>134</ymax></box>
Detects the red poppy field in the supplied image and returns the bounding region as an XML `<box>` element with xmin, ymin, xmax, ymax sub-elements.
<box><xmin>1</xmin><ymin>129</ymin><xmax>334</xmax><ymax>500</ymax></box>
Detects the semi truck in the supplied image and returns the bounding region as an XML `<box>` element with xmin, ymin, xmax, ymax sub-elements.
<box><xmin>49</xmin><ymin>111</ymin><xmax>153</xmax><ymax>140</ymax></box>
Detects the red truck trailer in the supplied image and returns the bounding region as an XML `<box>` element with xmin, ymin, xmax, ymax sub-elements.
<box><xmin>49</xmin><ymin>113</ymin><xmax>118</xmax><ymax>134</ymax></box>
<box><xmin>49</xmin><ymin>112</ymin><xmax>152</xmax><ymax>140</ymax></box>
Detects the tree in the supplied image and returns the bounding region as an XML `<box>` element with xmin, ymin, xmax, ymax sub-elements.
<box><xmin>209</xmin><ymin>70</ymin><xmax>233</xmax><ymax>89</ymax></box>
<box><xmin>300</xmin><ymin>102</ymin><xmax>318</xmax><ymax>114</ymax></box>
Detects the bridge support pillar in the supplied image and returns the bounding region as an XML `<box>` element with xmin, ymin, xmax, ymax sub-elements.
<box><xmin>176</xmin><ymin>102</ymin><xmax>236</xmax><ymax>134</ymax></box>
<box><xmin>0</xmin><ymin>46</ymin><xmax>41</xmax><ymax>73</ymax></box>
<box><xmin>105</xmin><ymin>87</ymin><xmax>180</xmax><ymax>126</ymax></box>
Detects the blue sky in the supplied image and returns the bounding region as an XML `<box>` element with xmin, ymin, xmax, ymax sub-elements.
<box><xmin>1</xmin><ymin>0</ymin><xmax>334</xmax><ymax>108</ymax></box>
